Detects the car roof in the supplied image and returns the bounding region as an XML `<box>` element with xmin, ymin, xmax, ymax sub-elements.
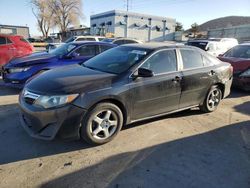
<box><xmin>122</xmin><ymin>43</ymin><xmax>195</xmax><ymax>50</ymax></box>
<box><xmin>70</xmin><ymin>41</ymin><xmax>116</xmax><ymax>46</ymax></box>
<box><xmin>0</xmin><ymin>34</ymin><xmax>22</xmax><ymax>38</ymax></box>
<box><xmin>239</xmin><ymin>43</ymin><xmax>250</xmax><ymax>46</ymax></box>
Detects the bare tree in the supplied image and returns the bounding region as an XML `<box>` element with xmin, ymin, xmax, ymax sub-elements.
<box><xmin>49</xmin><ymin>0</ymin><xmax>83</xmax><ymax>39</ymax></box>
<box><xmin>30</xmin><ymin>0</ymin><xmax>54</xmax><ymax>38</ymax></box>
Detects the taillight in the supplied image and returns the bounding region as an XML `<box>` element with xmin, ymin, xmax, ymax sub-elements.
<box><xmin>230</xmin><ymin>65</ymin><xmax>233</xmax><ymax>74</ymax></box>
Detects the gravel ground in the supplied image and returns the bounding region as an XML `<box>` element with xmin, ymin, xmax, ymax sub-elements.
<box><xmin>0</xmin><ymin>82</ymin><xmax>249</xmax><ymax>188</ymax></box>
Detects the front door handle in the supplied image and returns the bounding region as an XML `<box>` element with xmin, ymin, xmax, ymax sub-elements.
<box><xmin>172</xmin><ymin>76</ymin><xmax>181</xmax><ymax>82</ymax></box>
<box><xmin>208</xmin><ymin>70</ymin><xmax>216</xmax><ymax>76</ymax></box>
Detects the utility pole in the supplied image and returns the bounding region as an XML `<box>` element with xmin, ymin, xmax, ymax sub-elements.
<box><xmin>126</xmin><ymin>0</ymin><xmax>129</xmax><ymax>11</ymax></box>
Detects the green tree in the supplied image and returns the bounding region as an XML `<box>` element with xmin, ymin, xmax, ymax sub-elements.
<box><xmin>175</xmin><ymin>22</ymin><xmax>183</xmax><ymax>32</ymax></box>
<box><xmin>191</xmin><ymin>23</ymin><xmax>199</xmax><ymax>38</ymax></box>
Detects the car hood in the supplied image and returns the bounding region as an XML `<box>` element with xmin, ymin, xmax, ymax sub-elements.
<box><xmin>25</xmin><ymin>64</ymin><xmax>116</xmax><ymax>94</ymax></box>
<box><xmin>218</xmin><ymin>56</ymin><xmax>250</xmax><ymax>73</ymax></box>
<box><xmin>8</xmin><ymin>52</ymin><xmax>57</xmax><ymax>67</ymax></box>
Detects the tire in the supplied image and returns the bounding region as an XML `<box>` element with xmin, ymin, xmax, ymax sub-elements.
<box><xmin>81</xmin><ymin>102</ymin><xmax>123</xmax><ymax>145</ymax></box>
<box><xmin>200</xmin><ymin>85</ymin><xmax>222</xmax><ymax>113</ymax></box>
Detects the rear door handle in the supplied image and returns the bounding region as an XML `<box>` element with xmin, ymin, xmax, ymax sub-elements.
<box><xmin>172</xmin><ymin>76</ymin><xmax>181</xmax><ymax>82</ymax></box>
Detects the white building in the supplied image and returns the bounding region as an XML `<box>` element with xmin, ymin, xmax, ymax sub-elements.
<box><xmin>90</xmin><ymin>10</ymin><xmax>176</xmax><ymax>42</ymax></box>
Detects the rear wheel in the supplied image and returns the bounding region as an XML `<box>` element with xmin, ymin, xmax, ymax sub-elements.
<box><xmin>81</xmin><ymin>102</ymin><xmax>123</xmax><ymax>145</ymax></box>
<box><xmin>200</xmin><ymin>85</ymin><xmax>222</xmax><ymax>113</ymax></box>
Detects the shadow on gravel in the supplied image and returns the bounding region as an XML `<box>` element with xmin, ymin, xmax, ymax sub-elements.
<box><xmin>228</xmin><ymin>88</ymin><xmax>250</xmax><ymax>98</ymax></box>
<box><xmin>234</xmin><ymin>101</ymin><xmax>250</xmax><ymax>116</ymax></box>
<box><xmin>0</xmin><ymin>85</ymin><xmax>21</xmax><ymax>96</ymax></box>
<box><xmin>41</xmin><ymin>120</ymin><xmax>250</xmax><ymax>188</ymax></box>
<box><xmin>0</xmin><ymin>103</ymin><xmax>89</xmax><ymax>165</ymax></box>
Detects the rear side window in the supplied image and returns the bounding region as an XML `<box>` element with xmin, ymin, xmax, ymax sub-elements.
<box><xmin>20</xmin><ymin>37</ymin><xmax>29</xmax><ymax>43</ymax></box>
<box><xmin>141</xmin><ymin>50</ymin><xmax>177</xmax><ymax>74</ymax></box>
<box><xmin>6</xmin><ymin>38</ymin><xmax>12</xmax><ymax>44</ymax></box>
<box><xmin>181</xmin><ymin>49</ymin><xmax>204</xmax><ymax>69</ymax></box>
<box><xmin>74</xmin><ymin>45</ymin><xmax>96</xmax><ymax>56</ymax></box>
<box><xmin>0</xmin><ymin>37</ymin><xmax>6</xmax><ymax>45</ymax></box>
<box><xmin>99</xmin><ymin>45</ymin><xmax>113</xmax><ymax>53</ymax></box>
<box><xmin>113</xmin><ymin>40</ymin><xmax>124</xmax><ymax>45</ymax></box>
<box><xmin>76</xmin><ymin>38</ymin><xmax>96</xmax><ymax>41</ymax></box>
<box><xmin>123</xmin><ymin>40</ymin><xmax>137</xmax><ymax>44</ymax></box>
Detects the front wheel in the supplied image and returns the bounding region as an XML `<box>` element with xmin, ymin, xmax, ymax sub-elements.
<box><xmin>200</xmin><ymin>85</ymin><xmax>222</xmax><ymax>113</ymax></box>
<box><xmin>80</xmin><ymin>102</ymin><xmax>123</xmax><ymax>145</ymax></box>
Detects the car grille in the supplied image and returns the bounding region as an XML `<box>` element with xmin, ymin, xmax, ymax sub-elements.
<box><xmin>22</xmin><ymin>90</ymin><xmax>40</xmax><ymax>105</ymax></box>
<box><xmin>24</xmin><ymin>97</ymin><xmax>36</xmax><ymax>105</ymax></box>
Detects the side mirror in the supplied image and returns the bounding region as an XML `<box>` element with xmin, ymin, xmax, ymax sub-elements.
<box><xmin>133</xmin><ymin>68</ymin><xmax>154</xmax><ymax>79</ymax></box>
<box><xmin>218</xmin><ymin>54</ymin><xmax>223</xmax><ymax>57</ymax></box>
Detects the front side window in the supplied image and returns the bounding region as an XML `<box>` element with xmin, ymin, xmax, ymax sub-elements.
<box><xmin>224</xmin><ymin>45</ymin><xmax>250</xmax><ymax>59</ymax></box>
<box><xmin>65</xmin><ymin>36</ymin><xmax>76</xmax><ymax>43</ymax></box>
<box><xmin>181</xmin><ymin>49</ymin><xmax>204</xmax><ymax>69</ymax></box>
<box><xmin>0</xmin><ymin>37</ymin><xmax>6</xmax><ymax>45</ymax></box>
<box><xmin>49</xmin><ymin>43</ymin><xmax>77</xmax><ymax>56</ymax></box>
<box><xmin>99</xmin><ymin>45</ymin><xmax>113</xmax><ymax>53</ymax></box>
<box><xmin>141</xmin><ymin>50</ymin><xmax>177</xmax><ymax>74</ymax></box>
<box><xmin>74</xmin><ymin>45</ymin><xmax>96</xmax><ymax>56</ymax></box>
<box><xmin>83</xmin><ymin>46</ymin><xmax>151</xmax><ymax>74</ymax></box>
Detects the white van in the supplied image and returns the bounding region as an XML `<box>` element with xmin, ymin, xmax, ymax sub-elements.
<box><xmin>187</xmin><ymin>38</ymin><xmax>238</xmax><ymax>56</ymax></box>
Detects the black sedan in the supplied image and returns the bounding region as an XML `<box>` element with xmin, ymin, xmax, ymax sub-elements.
<box><xmin>19</xmin><ymin>44</ymin><xmax>233</xmax><ymax>145</ymax></box>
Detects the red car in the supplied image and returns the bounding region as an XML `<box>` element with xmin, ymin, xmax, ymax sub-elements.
<box><xmin>0</xmin><ymin>34</ymin><xmax>34</xmax><ymax>68</ymax></box>
<box><xmin>218</xmin><ymin>43</ymin><xmax>250</xmax><ymax>91</ymax></box>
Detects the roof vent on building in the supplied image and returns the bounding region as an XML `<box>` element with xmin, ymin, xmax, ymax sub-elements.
<box><xmin>106</xmin><ymin>21</ymin><xmax>112</xmax><ymax>26</ymax></box>
<box><xmin>119</xmin><ymin>21</ymin><xmax>127</xmax><ymax>25</ymax></box>
<box><xmin>155</xmin><ymin>25</ymin><xmax>162</xmax><ymax>31</ymax></box>
<box><xmin>134</xmin><ymin>23</ymin><xmax>141</xmax><ymax>27</ymax></box>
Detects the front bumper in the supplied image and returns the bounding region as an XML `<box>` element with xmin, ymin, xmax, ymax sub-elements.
<box><xmin>233</xmin><ymin>76</ymin><xmax>250</xmax><ymax>91</ymax></box>
<box><xmin>19</xmin><ymin>97</ymin><xmax>86</xmax><ymax>140</ymax></box>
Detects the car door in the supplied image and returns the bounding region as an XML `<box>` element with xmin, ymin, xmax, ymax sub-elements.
<box><xmin>0</xmin><ymin>36</ymin><xmax>15</xmax><ymax>66</ymax></box>
<box><xmin>58</xmin><ymin>44</ymin><xmax>98</xmax><ymax>67</ymax></box>
<box><xmin>179</xmin><ymin>49</ymin><xmax>215</xmax><ymax>108</ymax></box>
<box><xmin>130</xmin><ymin>49</ymin><xmax>182</xmax><ymax>120</ymax></box>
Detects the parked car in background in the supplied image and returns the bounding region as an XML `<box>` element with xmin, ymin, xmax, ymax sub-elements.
<box><xmin>112</xmin><ymin>38</ymin><xmax>143</xmax><ymax>45</ymax></box>
<box><xmin>218</xmin><ymin>43</ymin><xmax>250</xmax><ymax>91</ymax></box>
<box><xmin>101</xmin><ymin>38</ymin><xmax>115</xmax><ymax>43</ymax></box>
<box><xmin>0</xmin><ymin>34</ymin><xmax>34</xmax><ymax>68</ymax></box>
<box><xmin>2</xmin><ymin>41</ymin><xmax>116</xmax><ymax>88</ymax></box>
<box><xmin>19</xmin><ymin>44</ymin><xmax>232</xmax><ymax>145</ymax></box>
<box><xmin>187</xmin><ymin>38</ymin><xmax>238</xmax><ymax>56</ymax></box>
<box><xmin>46</xmin><ymin>36</ymin><xmax>106</xmax><ymax>51</ymax></box>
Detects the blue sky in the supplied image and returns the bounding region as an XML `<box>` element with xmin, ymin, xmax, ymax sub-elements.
<box><xmin>0</xmin><ymin>0</ymin><xmax>250</xmax><ymax>36</ymax></box>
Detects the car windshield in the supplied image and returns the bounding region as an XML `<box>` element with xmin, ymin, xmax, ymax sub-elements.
<box><xmin>65</xmin><ymin>36</ymin><xmax>76</xmax><ymax>43</ymax></box>
<box><xmin>187</xmin><ymin>41</ymin><xmax>208</xmax><ymax>51</ymax></box>
<box><xmin>49</xmin><ymin>43</ymin><xmax>77</xmax><ymax>56</ymax></box>
<box><xmin>224</xmin><ymin>45</ymin><xmax>250</xmax><ymax>59</ymax></box>
<box><xmin>83</xmin><ymin>46</ymin><xmax>151</xmax><ymax>74</ymax></box>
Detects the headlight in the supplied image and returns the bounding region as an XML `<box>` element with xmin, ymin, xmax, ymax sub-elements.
<box><xmin>35</xmin><ymin>94</ymin><xmax>79</xmax><ymax>109</ymax></box>
<box><xmin>240</xmin><ymin>69</ymin><xmax>250</xmax><ymax>77</ymax></box>
<box><xmin>9</xmin><ymin>67</ymin><xmax>30</xmax><ymax>73</ymax></box>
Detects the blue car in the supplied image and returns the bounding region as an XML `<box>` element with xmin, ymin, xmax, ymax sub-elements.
<box><xmin>2</xmin><ymin>41</ymin><xmax>116</xmax><ymax>88</ymax></box>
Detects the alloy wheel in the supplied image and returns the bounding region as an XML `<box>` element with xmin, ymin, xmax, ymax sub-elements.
<box><xmin>90</xmin><ymin>110</ymin><xmax>118</xmax><ymax>140</ymax></box>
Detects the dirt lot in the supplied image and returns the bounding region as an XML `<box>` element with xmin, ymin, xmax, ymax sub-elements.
<box><xmin>0</xmin><ymin>80</ymin><xmax>249</xmax><ymax>188</ymax></box>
